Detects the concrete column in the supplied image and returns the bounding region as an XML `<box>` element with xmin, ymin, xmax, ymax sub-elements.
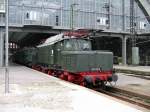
<box><xmin>60</xmin><ymin>0</ymin><xmax>63</xmax><ymax>27</ymax></box>
<box><xmin>122</xmin><ymin>35</ymin><xmax>127</xmax><ymax>65</ymax></box>
<box><xmin>122</xmin><ymin>0</ymin><xmax>126</xmax><ymax>31</ymax></box>
<box><xmin>0</xmin><ymin>30</ymin><xmax>4</xmax><ymax>67</ymax></box>
<box><xmin>122</xmin><ymin>0</ymin><xmax>126</xmax><ymax>65</ymax></box>
<box><xmin>132</xmin><ymin>47</ymin><xmax>139</xmax><ymax>65</ymax></box>
<box><xmin>108</xmin><ymin>0</ymin><xmax>112</xmax><ymax>29</ymax></box>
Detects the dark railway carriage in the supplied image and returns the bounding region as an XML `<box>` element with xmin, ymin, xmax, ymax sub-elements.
<box><xmin>34</xmin><ymin>32</ymin><xmax>118</xmax><ymax>88</ymax></box>
<box><xmin>13</xmin><ymin>48</ymin><xmax>36</xmax><ymax>67</ymax></box>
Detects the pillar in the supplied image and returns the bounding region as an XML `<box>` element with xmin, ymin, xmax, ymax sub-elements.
<box><xmin>122</xmin><ymin>0</ymin><xmax>125</xmax><ymax>31</ymax></box>
<box><xmin>132</xmin><ymin>47</ymin><xmax>139</xmax><ymax>65</ymax></box>
<box><xmin>0</xmin><ymin>30</ymin><xmax>4</xmax><ymax>67</ymax></box>
<box><xmin>122</xmin><ymin>35</ymin><xmax>127</xmax><ymax>65</ymax></box>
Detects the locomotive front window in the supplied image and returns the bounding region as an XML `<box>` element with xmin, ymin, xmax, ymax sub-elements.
<box><xmin>78</xmin><ymin>39</ymin><xmax>91</xmax><ymax>50</ymax></box>
<box><xmin>64</xmin><ymin>39</ymin><xmax>91</xmax><ymax>51</ymax></box>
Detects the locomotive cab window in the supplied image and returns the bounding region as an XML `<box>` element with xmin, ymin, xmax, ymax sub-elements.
<box><xmin>64</xmin><ymin>39</ymin><xmax>74</xmax><ymax>50</ymax></box>
<box><xmin>78</xmin><ymin>39</ymin><xmax>91</xmax><ymax>50</ymax></box>
<box><xmin>64</xmin><ymin>39</ymin><xmax>91</xmax><ymax>51</ymax></box>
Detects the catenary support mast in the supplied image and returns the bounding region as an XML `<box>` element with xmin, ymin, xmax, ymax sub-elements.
<box><xmin>5</xmin><ymin>0</ymin><xmax>9</xmax><ymax>93</ymax></box>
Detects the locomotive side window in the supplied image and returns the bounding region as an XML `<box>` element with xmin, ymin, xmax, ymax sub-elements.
<box><xmin>64</xmin><ymin>40</ymin><xmax>73</xmax><ymax>50</ymax></box>
<box><xmin>55</xmin><ymin>41</ymin><xmax>64</xmax><ymax>51</ymax></box>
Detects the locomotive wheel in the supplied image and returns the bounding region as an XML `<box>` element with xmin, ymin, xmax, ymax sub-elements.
<box><xmin>100</xmin><ymin>81</ymin><xmax>106</xmax><ymax>89</ymax></box>
<box><xmin>84</xmin><ymin>81</ymin><xmax>93</xmax><ymax>88</ymax></box>
<box><xmin>59</xmin><ymin>74</ymin><xmax>65</xmax><ymax>80</ymax></box>
<box><xmin>84</xmin><ymin>76</ymin><xmax>93</xmax><ymax>88</ymax></box>
<box><xmin>48</xmin><ymin>70</ymin><xmax>51</xmax><ymax>75</ymax></box>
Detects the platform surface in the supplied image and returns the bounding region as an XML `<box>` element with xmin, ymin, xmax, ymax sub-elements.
<box><xmin>0</xmin><ymin>65</ymin><xmax>146</xmax><ymax>112</ymax></box>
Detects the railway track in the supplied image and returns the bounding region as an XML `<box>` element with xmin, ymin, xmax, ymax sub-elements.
<box><xmin>96</xmin><ymin>86</ymin><xmax>150</xmax><ymax>110</ymax></box>
<box><xmin>117</xmin><ymin>72</ymin><xmax>150</xmax><ymax>80</ymax></box>
<box><xmin>126</xmin><ymin>74</ymin><xmax>150</xmax><ymax>80</ymax></box>
<box><xmin>115</xmin><ymin>69</ymin><xmax>150</xmax><ymax>79</ymax></box>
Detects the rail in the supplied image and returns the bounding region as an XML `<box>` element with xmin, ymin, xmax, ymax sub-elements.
<box><xmin>97</xmin><ymin>86</ymin><xmax>150</xmax><ymax>110</ymax></box>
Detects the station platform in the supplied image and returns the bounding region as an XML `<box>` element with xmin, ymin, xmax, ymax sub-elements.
<box><xmin>114</xmin><ymin>65</ymin><xmax>150</xmax><ymax>75</ymax></box>
<box><xmin>0</xmin><ymin>65</ymin><xmax>145</xmax><ymax>112</ymax></box>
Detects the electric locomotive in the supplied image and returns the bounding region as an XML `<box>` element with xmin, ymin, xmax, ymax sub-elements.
<box><xmin>34</xmin><ymin>31</ymin><xmax>118</xmax><ymax>88</ymax></box>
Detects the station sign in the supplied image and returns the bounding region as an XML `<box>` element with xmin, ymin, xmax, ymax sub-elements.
<box><xmin>0</xmin><ymin>0</ymin><xmax>5</xmax><ymax>13</ymax></box>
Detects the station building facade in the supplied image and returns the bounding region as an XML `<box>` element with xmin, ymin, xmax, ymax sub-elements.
<box><xmin>0</xmin><ymin>0</ymin><xmax>149</xmax><ymax>31</ymax></box>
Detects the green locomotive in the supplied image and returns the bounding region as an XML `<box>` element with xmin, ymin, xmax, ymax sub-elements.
<box><xmin>33</xmin><ymin>32</ymin><xmax>118</xmax><ymax>87</ymax></box>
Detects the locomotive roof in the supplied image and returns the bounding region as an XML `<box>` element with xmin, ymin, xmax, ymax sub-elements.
<box><xmin>37</xmin><ymin>33</ymin><xmax>63</xmax><ymax>47</ymax></box>
<box><xmin>37</xmin><ymin>33</ymin><xmax>85</xmax><ymax>48</ymax></box>
<box><xmin>37</xmin><ymin>30</ymin><xmax>89</xmax><ymax>47</ymax></box>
